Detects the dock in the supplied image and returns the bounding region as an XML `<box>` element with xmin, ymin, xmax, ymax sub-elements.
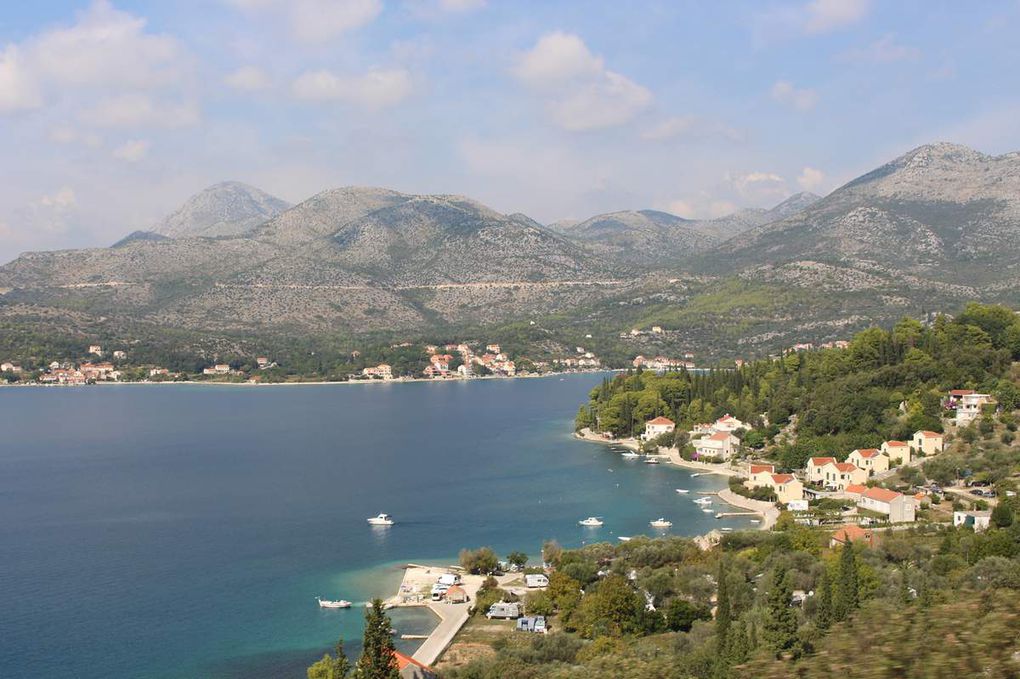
<box><xmin>715</xmin><ymin>511</ymin><xmax>758</xmax><ymax>518</ymax></box>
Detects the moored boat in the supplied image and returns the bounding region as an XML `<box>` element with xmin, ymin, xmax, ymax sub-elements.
<box><xmin>675</xmin><ymin>489</ymin><xmax>689</xmax><ymax>494</ymax></box>
<box><xmin>578</xmin><ymin>516</ymin><xmax>604</xmax><ymax>527</ymax></box>
<box><xmin>649</xmin><ymin>518</ymin><xmax>672</xmax><ymax>528</ymax></box>
<box><xmin>367</xmin><ymin>513</ymin><xmax>395</xmax><ymax>526</ymax></box>
<box><xmin>317</xmin><ymin>597</ymin><xmax>352</xmax><ymax>609</ymax></box>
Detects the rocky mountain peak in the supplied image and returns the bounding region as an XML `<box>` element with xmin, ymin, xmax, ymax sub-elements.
<box><xmin>151</xmin><ymin>181</ymin><xmax>292</xmax><ymax>238</ymax></box>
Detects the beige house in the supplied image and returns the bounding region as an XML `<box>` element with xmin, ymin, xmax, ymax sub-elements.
<box><xmin>747</xmin><ymin>463</ymin><xmax>775</xmax><ymax>487</ymax></box>
<box><xmin>642</xmin><ymin>416</ymin><xmax>676</xmax><ymax>441</ymax></box>
<box><xmin>805</xmin><ymin>456</ymin><xmax>837</xmax><ymax>484</ymax></box>
<box><xmin>769</xmin><ymin>474</ymin><xmax>805</xmax><ymax>504</ymax></box>
<box><xmin>911</xmin><ymin>430</ymin><xmax>944</xmax><ymax>456</ymax></box>
<box><xmin>956</xmin><ymin>393</ymin><xmax>994</xmax><ymax>426</ymax></box>
<box><xmin>712</xmin><ymin>414</ymin><xmax>748</xmax><ymax>433</ymax></box>
<box><xmin>694</xmin><ymin>431</ymin><xmax>738</xmax><ymax>460</ymax></box>
<box><xmin>820</xmin><ymin>461</ymin><xmax>868</xmax><ymax>491</ymax></box>
<box><xmin>847</xmin><ymin>449</ymin><xmax>889</xmax><ymax>476</ymax></box>
<box><xmin>880</xmin><ymin>440</ymin><xmax>910</xmax><ymax>465</ymax></box>
<box><xmin>857</xmin><ymin>487</ymin><xmax>915</xmax><ymax>523</ymax></box>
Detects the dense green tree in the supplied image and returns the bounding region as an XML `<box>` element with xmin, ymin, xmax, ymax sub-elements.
<box><xmin>308</xmin><ymin>637</ymin><xmax>351</xmax><ymax>679</ymax></box>
<box><xmin>354</xmin><ymin>600</ymin><xmax>399</xmax><ymax>679</ymax></box>
<box><xmin>762</xmin><ymin>567</ymin><xmax>800</xmax><ymax>658</ymax></box>
<box><xmin>833</xmin><ymin>543</ymin><xmax>859</xmax><ymax>621</ymax></box>
<box><xmin>664</xmin><ymin>598</ymin><xmax>711</xmax><ymax>632</ymax></box>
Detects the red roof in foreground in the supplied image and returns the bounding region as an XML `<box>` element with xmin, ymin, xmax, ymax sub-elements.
<box><xmin>834</xmin><ymin>462</ymin><xmax>859</xmax><ymax>472</ymax></box>
<box><xmin>708</xmin><ymin>431</ymin><xmax>733</xmax><ymax>441</ymax></box>
<box><xmin>646</xmin><ymin>416</ymin><xmax>675</xmax><ymax>426</ymax></box>
<box><xmin>810</xmin><ymin>456</ymin><xmax>837</xmax><ymax>466</ymax></box>
<box><xmin>750</xmin><ymin>464</ymin><xmax>774</xmax><ymax>474</ymax></box>
<box><xmin>394</xmin><ymin>650</ymin><xmax>434</xmax><ymax>673</ymax></box>
<box><xmin>863</xmin><ymin>487</ymin><xmax>902</xmax><ymax>503</ymax></box>
<box><xmin>845</xmin><ymin>484</ymin><xmax>868</xmax><ymax>495</ymax></box>
<box><xmin>771</xmin><ymin>473</ymin><xmax>795</xmax><ymax>484</ymax></box>
<box><xmin>854</xmin><ymin>448</ymin><xmax>881</xmax><ymax>458</ymax></box>
<box><xmin>917</xmin><ymin>430</ymin><xmax>942</xmax><ymax>438</ymax></box>
<box><xmin>884</xmin><ymin>440</ymin><xmax>908</xmax><ymax>447</ymax></box>
<box><xmin>831</xmin><ymin>524</ymin><xmax>873</xmax><ymax>545</ymax></box>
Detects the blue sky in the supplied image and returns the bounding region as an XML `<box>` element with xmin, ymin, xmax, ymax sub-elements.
<box><xmin>1</xmin><ymin>0</ymin><xmax>1019</xmax><ymax>260</ymax></box>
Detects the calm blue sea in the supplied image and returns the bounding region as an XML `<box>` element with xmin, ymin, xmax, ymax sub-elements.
<box><xmin>0</xmin><ymin>375</ymin><xmax>749</xmax><ymax>678</ymax></box>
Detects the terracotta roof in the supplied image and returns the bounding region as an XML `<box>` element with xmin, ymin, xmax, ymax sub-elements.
<box><xmin>647</xmin><ymin>416</ymin><xmax>675</xmax><ymax>426</ymax></box>
<box><xmin>716</xmin><ymin>415</ymin><xmax>737</xmax><ymax>423</ymax></box>
<box><xmin>831</xmin><ymin>524</ymin><xmax>872</xmax><ymax>544</ymax></box>
<box><xmin>394</xmin><ymin>650</ymin><xmax>434</xmax><ymax>674</ymax></box>
<box><xmin>917</xmin><ymin>430</ymin><xmax>942</xmax><ymax>438</ymax></box>
<box><xmin>810</xmin><ymin>457</ymin><xmax>837</xmax><ymax>466</ymax></box>
<box><xmin>863</xmin><ymin>487</ymin><xmax>901</xmax><ymax>503</ymax></box>
<box><xmin>854</xmin><ymin>448</ymin><xmax>881</xmax><ymax>458</ymax></box>
<box><xmin>949</xmin><ymin>389</ymin><xmax>975</xmax><ymax>396</ymax></box>
<box><xmin>750</xmin><ymin>464</ymin><xmax>775</xmax><ymax>474</ymax></box>
<box><xmin>845</xmin><ymin>484</ymin><xmax>868</xmax><ymax>495</ymax></box>
<box><xmin>708</xmin><ymin>431</ymin><xmax>733</xmax><ymax>441</ymax></box>
<box><xmin>884</xmin><ymin>440</ymin><xmax>908</xmax><ymax>447</ymax></box>
<box><xmin>834</xmin><ymin>462</ymin><xmax>859</xmax><ymax>473</ymax></box>
<box><xmin>771</xmin><ymin>473</ymin><xmax>795</xmax><ymax>484</ymax></box>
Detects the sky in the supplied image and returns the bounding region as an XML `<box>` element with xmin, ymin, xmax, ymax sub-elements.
<box><xmin>1</xmin><ymin>0</ymin><xmax>1020</xmax><ymax>262</ymax></box>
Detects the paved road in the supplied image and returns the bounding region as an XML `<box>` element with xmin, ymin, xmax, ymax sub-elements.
<box><xmin>413</xmin><ymin>601</ymin><xmax>471</xmax><ymax>666</ymax></box>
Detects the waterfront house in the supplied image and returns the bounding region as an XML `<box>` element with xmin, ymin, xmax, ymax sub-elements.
<box><xmin>956</xmin><ymin>393</ymin><xmax>994</xmax><ymax>426</ymax></box>
<box><xmin>769</xmin><ymin>474</ymin><xmax>805</xmax><ymax>504</ymax></box>
<box><xmin>805</xmin><ymin>457</ymin><xmax>837</xmax><ymax>484</ymax></box>
<box><xmin>642</xmin><ymin>416</ymin><xmax>676</xmax><ymax>442</ymax></box>
<box><xmin>857</xmin><ymin>487</ymin><xmax>915</xmax><ymax>523</ymax></box>
<box><xmin>911</xmin><ymin>430</ymin><xmax>944</xmax><ymax>456</ymax></box>
<box><xmin>694</xmin><ymin>431</ymin><xmax>738</xmax><ymax>460</ymax></box>
<box><xmin>820</xmin><ymin>461</ymin><xmax>868</xmax><ymax>491</ymax></box>
<box><xmin>953</xmin><ymin>510</ymin><xmax>992</xmax><ymax>532</ymax></box>
<box><xmin>712</xmin><ymin>414</ymin><xmax>748</xmax><ymax>433</ymax></box>
<box><xmin>747</xmin><ymin>463</ymin><xmax>775</xmax><ymax>487</ymax></box>
<box><xmin>486</xmin><ymin>601</ymin><xmax>523</xmax><ymax>619</ymax></box>
<box><xmin>847</xmin><ymin>449</ymin><xmax>889</xmax><ymax>476</ymax></box>
<box><xmin>829</xmin><ymin>524</ymin><xmax>876</xmax><ymax>549</ymax></box>
<box><xmin>362</xmin><ymin>364</ymin><xmax>393</xmax><ymax>379</ymax></box>
<box><xmin>393</xmin><ymin>650</ymin><xmax>438</xmax><ymax>679</ymax></box>
<box><xmin>525</xmin><ymin>574</ymin><xmax>549</xmax><ymax>588</ymax></box>
<box><xmin>880</xmin><ymin>440</ymin><xmax>910</xmax><ymax>465</ymax></box>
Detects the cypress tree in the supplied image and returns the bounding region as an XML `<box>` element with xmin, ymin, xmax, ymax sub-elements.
<box><xmin>833</xmin><ymin>542</ymin><xmax>859</xmax><ymax>621</ymax></box>
<box><xmin>715</xmin><ymin>559</ymin><xmax>731</xmax><ymax>653</ymax></box>
<box><xmin>815</xmin><ymin>568</ymin><xmax>832</xmax><ymax>631</ymax></box>
<box><xmin>727</xmin><ymin>621</ymin><xmax>750</xmax><ymax>665</ymax></box>
<box><xmin>354</xmin><ymin>600</ymin><xmax>399</xmax><ymax>679</ymax></box>
<box><xmin>762</xmin><ymin>567</ymin><xmax>799</xmax><ymax>658</ymax></box>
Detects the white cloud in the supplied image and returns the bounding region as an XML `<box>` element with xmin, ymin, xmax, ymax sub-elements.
<box><xmin>224</xmin><ymin>66</ymin><xmax>272</xmax><ymax>91</ymax></box>
<box><xmin>80</xmin><ymin>94</ymin><xmax>200</xmax><ymax>128</ymax></box>
<box><xmin>48</xmin><ymin>124</ymin><xmax>102</xmax><ymax>147</ymax></box>
<box><xmin>840</xmin><ymin>34</ymin><xmax>921</xmax><ymax>64</ymax></box>
<box><xmin>641</xmin><ymin>115</ymin><xmax>745</xmax><ymax>142</ymax></box>
<box><xmin>229</xmin><ymin>0</ymin><xmax>382</xmax><ymax>44</ymax></box>
<box><xmin>39</xmin><ymin>187</ymin><xmax>77</xmax><ymax>210</ymax></box>
<box><xmin>727</xmin><ymin>171</ymin><xmax>789</xmax><ymax>203</ymax></box>
<box><xmin>112</xmin><ymin>139</ymin><xmax>150</xmax><ymax>162</ymax></box>
<box><xmin>31</xmin><ymin>0</ymin><xmax>182</xmax><ymax>89</ymax></box>
<box><xmin>665</xmin><ymin>197</ymin><xmax>738</xmax><ymax>220</ymax></box>
<box><xmin>437</xmin><ymin>0</ymin><xmax>486</xmax><ymax>11</ymax></box>
<box><xmin>0</xmin><ymin>46</ymin><xmax>42</xmax><ymax>112</ymax></box>
<box><xmin>512</xmin><ymin>32</ymin><xmax>652</xmax><ymax>131</ymax></box>
<box><xmin>797</xmin><ymin>166</ymin><xmax>826</xmax><ymax>192</ymax></box>
<box><xmin>771</xmin><ymin>80</ymin><xmax>818</xmax><ymax>111</ymax></box>
<box><xmin>803</xmin><ymin>0</ymin><xmax>870</xmax><ymax>34</ymax></box>
<box><xmin>292</xmin><ymin>68</ymin><xmax>413</xmax><ymax>109</ymax></box>
<box><xmin>511</xmin><ymin>32</ymin><xmax>604</xmax><ymax>88</ymax></box>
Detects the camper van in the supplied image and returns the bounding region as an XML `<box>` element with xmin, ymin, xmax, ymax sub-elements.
<box><xmin>486</xmin><ymin>601</ymin><xmax>522</xmax><ymax>619</ymax></box>
<box><xmin>437</xmin><ymin>573</ymin><xmax>462</xmax><ymax>587</ymax></box>
<box><xmin>524</xmin><ymin>574</ymin><xmax>549</xmax><ymax>588</ymax></box>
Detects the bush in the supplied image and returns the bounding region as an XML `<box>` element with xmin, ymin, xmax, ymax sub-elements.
<box><xmin>524</xmin><ymin>590</ymin><xmax>554</xmax><ymax>616</ymax></box>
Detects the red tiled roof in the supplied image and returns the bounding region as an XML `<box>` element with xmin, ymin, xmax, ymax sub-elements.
<box><xmin>863</xmin><ymin>487</ymin><xmax>901</xmax><ymax>503</ymax></box>
<box><xmin>834</xmin><ymin>462</ymin><xmax>858</xmax><ymax>473</ymax></box>
<box><xmin>708</xmin><ymin>431</ymin><xmax>733</xmax><ymax>441</ymax></box>
<box><xmin>831</xmin><ymin>524</ymin><xmax>872</xmax><ymax>544</ymax></box>
<box><xmin>917</xmin><ymin>430</ymin><xmax>942</xmax><ymax>438</ymax></box>
<box><xmin>884</xmin><ymin>440</ymin><xmax>908</xmax><ymax>447</ymax></box>
<box><xmin>647</xmin><ymin>416</ymin><xmax>675</xmax><ymax>426</ymax></box>
<box><xmin>394</xmin><ymin>650</ymin><xmax>433</xmax><ymax>672</ymax></box>
<box><xmin>810</xmin><ymin>457</ymin><xmax>837</xmax><ymax>466</ymax></box>
<box><xmin>771</xmin><ymin>473</ymin><xmax>795</xmax><ymax>484</ymax></box>
<box><xmin>750</xmin><ymin>464</ymin><xmax>774</xmax><ymax>474</ymax></box>
<box><xmin>949</xmin><ymin>389</ymin><xmax>975</xmax><ymax>396</ymax></box>
<box><xmin>854</xmin><ymin>449</ymin><xmax>881</xmax><ymax>458</ymax></box>
<box><xmin>845</xmin><ymin>484</ymin><xmax>868</xmax><ymax>495</ymax></box>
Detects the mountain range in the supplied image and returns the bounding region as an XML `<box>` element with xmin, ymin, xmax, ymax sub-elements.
<box><xmin>1</xmin><ymin>141</ymin><xmax>1018</xmax><ymax>354</ymax></box>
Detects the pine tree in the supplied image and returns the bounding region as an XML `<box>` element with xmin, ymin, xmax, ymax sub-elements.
<box><xmin>354</xmin><ymin>600</ymin><xmax>399</xmax><ymax>679</ymax></box>
<box><xmin>762</xmin><ymin>567</ymin><xmax>799</xmax><ymax>659</ymax></box>
<box><xmin>814</xmin><ymin>568</ymin><xmax>832</xmax><ymax>631</ymax></box>
<box><xmin>833</xmin><ymin>542</ymin><xmax>859</xmax><ymax>621</ymax></box>
<box><xmin>307</xmin><ymin>637</ymin><xmax>351</xmax><ymax>679</ymax></box>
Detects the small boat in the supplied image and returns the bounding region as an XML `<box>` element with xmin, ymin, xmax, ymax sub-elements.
<box><xmin>750</xmin><ymin>519</ymin><xmax>760</xmax><ymax>524</ymax></box>
<box><xmin>618</xmin><ymin>536</ymin><xmax>632</xmax><ymax>542</ymax></box>
<box><xmin>675</xmin><ymin>489</ymin><xmax>689</xmax><ymax>494</ymax></box>
<box><xmin>367</xmin><ymin>513</ymin><xmax>395</xmax><ymax>526</ymax></box>
<box><xmin>621</xmin><ymin>451</ymin><xmax>640</xmax><ymax>459</ymax></box>
<box><xmin>701</xmin><ymin>508</ymin><xmax>714</xmax><ymax>513</ymax></box>
<box><xmin>650</xmin><ymin>518</ymin><xmax>672</xmax><ymax>528</ymax></box>
<box><xmin>317</xmin><ymin>597</ymin><xmax>352</xmax><ymax>609</ymax></box>
<box><xmin>578</xmin><ymin>517</ymin><xmax>604</xmax><ymax>527</ymax></box>
<box><xmin>691</xmin><ymin>472</ymin><xmax>705</xmax><ymax>477</ymax></box>
<box><xmin>645</xmin><ymin>457</ymin><xmax>660</xmax><ymax>465</ymax></box>
<box><xmin>693</xmin><ymin>497</ymin><xmax>713</xmax><ymax>505</ymax></box>
<box><xmin>720</xmin><ymin>527</ymin><xmax>733</xmax><ymax>532</ymax></box>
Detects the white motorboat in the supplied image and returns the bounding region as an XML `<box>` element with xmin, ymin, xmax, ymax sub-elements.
<box><xmin>367</xmin><ymin>513</ymin><xmax>395</xmax><ymax>526</ymax></box>
<box><xmin>675</xmin><ymin>489</ymin><xmax>689</xmax><ymax>494</ymax></box>
<box><xmin>578</xmin><ymin>517</ymin><xmax>604</xmax><ymax>527</ymax></box>
<box><xmin>317</xmin><ymin>597</ymin><xmax>352</xmax><ymax>609</ymax></box>
<box><xmin>720</xmin><ymin>527</ymin><xmax>733</xmax><ymax>532</ymax></box>
<box><xmin>701</xmin><ymin>508</ymin><xmax>714</xmax><ymax>513</ymax></box>
<box><xmin>618</xmin><ymin>536</ymin><xmax>632</xmax><ymax>542</ymax></box>
<box><xmin>649</xmin><ymin>518</ymin><xmax>672</xmax><ymax>528</ymax></box>
<box><xmin>693</xmin><ymin>497</ymin><xmax>713</xmax><ymax>505</ymax></box>
<box><xmin>645</xmin><ymin>457</ymin><xmax>660</xmax><ymax>465</ymax></box>
<box><xmin>750</xmin><ymin>519</ymin><xmax>760</xmax><ymax>524</ymax></box>
<box><xmin>621</xmin><ymin>451</ymin><xmax>640</xmax><ymax>459</ymax></box>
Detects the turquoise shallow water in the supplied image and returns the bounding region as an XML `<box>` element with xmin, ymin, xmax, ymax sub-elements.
<box><xmin>0</xmin><ymin>375</ymin><xmax>750</xmax><ymax>677</ymax></box>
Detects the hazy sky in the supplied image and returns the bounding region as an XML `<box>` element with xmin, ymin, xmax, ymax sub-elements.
<box><xmin>2</xmin><ymin>0</ymin><xmax>1019</xmax><ymax>261</ymax></box>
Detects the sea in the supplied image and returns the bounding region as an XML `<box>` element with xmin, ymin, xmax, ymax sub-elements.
<box><xmin>0</xmin><ymin>374</ymin><xmax>752</xmax><ymax>678</ymax></box>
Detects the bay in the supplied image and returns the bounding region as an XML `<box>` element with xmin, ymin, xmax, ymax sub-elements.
<box><xmin>0</xmin><ymin>374</ymin><xmax>750</xmax><ymax>678</ymax></box>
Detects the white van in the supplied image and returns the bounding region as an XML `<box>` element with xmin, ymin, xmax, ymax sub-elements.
<box><xmin>438</xmin><ymin>573</ymin><xmax>461</xmax><ymax>587</ymax></box>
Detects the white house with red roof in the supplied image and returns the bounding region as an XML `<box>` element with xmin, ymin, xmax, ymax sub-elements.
<box><xmin>911</xmin><ymin>430</ymin><xmax>944</xmax><ymax>456</ymax></box>
<box><xmin>642</xmin><ymin>416</ymin><xmax>675</xmax><ymax>441</ymax></box>
<box><xmin>712</xmin><ymin>414</ymin><xmax>748</xmax><ymax>433</ymax></box>
<box><xmin>769</xmin><ymin>474</ymin><xmax>804</xmax><ymax>504</ymax></box>
<box><xmin>694</xmin><ymin>431</ymin><xmax>738</xmax><ymax>460</ymax></box>
<box><xmin>844</xmin><ymin>483</ymin><xmax>868</xmax><ymax>500</ymax></box>
<box><xmin>857</xmin><ymin>487</ymin><xmax>915</xmax><ymax>523</ymax></box>
<box><xmin>880</xmin><ymin>440</ymin><xmax>911</xmax><ymax>465</ymax></box>
<box><xmin>746</xmin><ymin>463</ymin><xmax>775</xmax><ymax>487</ymax></box>
<box><xmin>847</xmin><ymin>449</ymin><xmax>889</xmax><ymax>476</ymax></box>
<box><xmin>956</xmin><ymin>393</ymin><xmax>994</xmax><ymax>426</ymax></box>
<box><xmin>805</xmin><ymin>456</ymin><xmax>837</xmax><ymax>484</ymax></box>
<box><xmin>819</xmin><ymin>461</ymin><xmax>868</xmax><ymax>491</ymax></box>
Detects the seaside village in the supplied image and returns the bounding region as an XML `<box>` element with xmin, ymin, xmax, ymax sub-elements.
<box><xmin>619</xmin><ymin>388</ymin><xmax>1001</xmax><ymax>533</ymax></box>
